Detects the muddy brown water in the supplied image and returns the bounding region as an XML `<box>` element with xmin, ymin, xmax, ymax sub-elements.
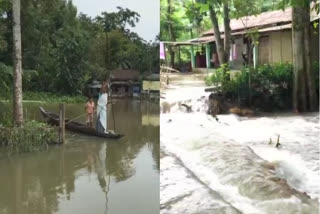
<box><xmin>0</xmin><ymin>99</ymin><xmax>159</xmax><ymax>214</ymax></box>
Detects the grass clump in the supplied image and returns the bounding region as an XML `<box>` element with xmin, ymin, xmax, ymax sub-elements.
<box><xmin>0</xmin><ymin>91</ymin><xmax>86</xmax><ymax>103</ymax></box>
<box><xmin>23</xmin><ymin>91</ymin><xmax>86</xmax><ymax>103</ymax></box>
<box><xmin>0</xmin><ymin>120</ymin><xmax>57</xmax><ymax>154</ymax></box>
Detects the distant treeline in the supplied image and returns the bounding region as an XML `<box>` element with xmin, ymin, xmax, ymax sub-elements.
<box><xmin>0</xmin><ymin>0</ymin><xmax>159</xmax><ymax>95</ymax></box>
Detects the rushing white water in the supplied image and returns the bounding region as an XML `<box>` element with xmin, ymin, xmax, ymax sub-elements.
<box><xmin>160</xmin><ymin>73</ymin><xmax>320</xmax><ymax>214</ymax></box>
<box><xmin>160</xmin><ymin>151</ymin><xmax>242</xmax><ymax>214</ymax></box>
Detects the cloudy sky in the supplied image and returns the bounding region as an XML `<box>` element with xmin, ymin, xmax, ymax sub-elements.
<box><xmin>72</xmin><ymin>0</ymin><xmax>160</xmax><ymax>41</ymax></box>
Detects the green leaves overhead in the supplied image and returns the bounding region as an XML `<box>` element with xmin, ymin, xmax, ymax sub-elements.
<box><xmin>232</xmin><ymin>0</ymin><xmax>260</xmax><ymax>18</ymax></box>
<box><xmin>184</xmin><ymin>1</ymin><xmax>207</xmax><ymax>26</ymax></box>
<box><xmin>160</xmin><ymin>0</ymin><xmax>282</xmax><ymax>43</ymax></box>
<box><xmin>96</xmin><ymin>7</ymin><xmax>140</xmax><ymax>32</ymax></box>
<box><xmin>0</xmin><ymin>0</ymin><xmax>158</xmax><ymax>95</ymax></box>
<box><xmin>160</xmin><ymin>0</ymin><xmax>187</xmax><ymax>40</ymax></box>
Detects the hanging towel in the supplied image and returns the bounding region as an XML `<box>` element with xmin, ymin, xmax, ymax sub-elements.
<box><xmin>160</xmin><ymin>42</ymin><xmax>165</xmax><ymax>59</ymax></box>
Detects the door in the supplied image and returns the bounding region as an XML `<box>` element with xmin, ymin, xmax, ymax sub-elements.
<box><xmin>258</xmin><ymin>36</ymin><xmax>270</xmax><ymax>64</ymax></box>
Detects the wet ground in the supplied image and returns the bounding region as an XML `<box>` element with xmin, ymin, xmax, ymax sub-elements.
<box><xmin>0</xmin><ymin>99</ymin><xmax>159</xmax><ymax>214</ymax></box>
<box><xmin>160</xmin><ymin>71</ymin><xmax>320</xmax><ymax>214</ymax></box>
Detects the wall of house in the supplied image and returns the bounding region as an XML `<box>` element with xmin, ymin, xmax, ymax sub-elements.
<box><xmin>143</xmin><ymin>81</ymin><xmax>160</xmax><ymax>91</ymax></box>
<box><xmin>229</xmin><ymin>38</ymin><xmax>246</xmax><ymax>69</ymax></box>
<box><xmin>258</xmin><ymin>30</ymin><xmax>293</xmax><ymax>64</ymax></box>
<box><xmin>258</xmin><ymin>36</ymin><xmax>270</xmax><ymax>64</ymax></box>
<box><xmin>259</xmin><ymin>27</ymin><xmax>318</xmax><ymax>65</ymax></box>
<box><xmin>270</xmin><ymin>30</ymin><xmax>293</xmax><ymax>63</ymax></box>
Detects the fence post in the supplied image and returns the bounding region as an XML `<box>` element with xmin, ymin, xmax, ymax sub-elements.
<box><xmin>59</xmin><ymin>103</ymin><xmax>65</xmax><ymax>144</ymax></box>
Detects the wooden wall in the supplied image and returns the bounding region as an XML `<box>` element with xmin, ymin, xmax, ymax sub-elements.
<box><xmin>258</xmin><ymin>27</ymin><xmax>318</xmax><ymax>65</ymax></box>
<box><xmin>258</xmin><ymin>30</ymin><xmax>293</xmax><ymax>64</ymax></box>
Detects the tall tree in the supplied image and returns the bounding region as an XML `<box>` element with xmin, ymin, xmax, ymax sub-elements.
<box><xmin>160</xmin><ymin>0</ymin><xmax>185</xmax><ymax>67</ymax></box>
<box><xmin>1</xmin><ymin>1</ymin><xmax>157</xmax><ymax>96</ymax></box>
<box><xmin>96</xmin><ymin>7</ymin><xmax>140</xmax><ymax>70</ymax></box>
<box><xmin>167</xmin><ymin>0</ymin><xmax>176</xmax><ymax>67</ymax></box>
<box><xmin>184</xmin><ymin>0</ymin><xmax>206</xmax><ymax>35</ymax></box>
<box><xmin>207</xmin><ymin>0</ymin><xmax>231</xmax><ymax>65</ymax></box>
<box><xmin>12</xmin><ymin>0</ymin><xmax>23</xmax><ymax>126</ymax></box>
<box><xmin>291</xmin><ymin>0</ymin><xmax>318</xmax><ymax>112</ymax></box>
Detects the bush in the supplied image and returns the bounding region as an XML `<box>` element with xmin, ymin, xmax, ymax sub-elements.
<box><xmin>205</xmin><ymin>63</ymin><xmax>294</xmax><ymax>110</ymax></box>
<box><xmin>205</xmin><ymin>64</ymin><xmax>230</xmax><ymax>87</ymax></box>
<box><xmin>252</xmin><ymin>63</ymin><xmax>293</xmax><ymax>109</ymax></box>
<box><xmin>0</xmin><ymin>120</ymin><xmax>57</xmax><ymax>154</ymax></box>
<box><xmin>0</xmin><ymin>62</ymin><xmax>12</xmax><ymax>98</ymax></box>
<box><xmin>0</xmin><ymin>91</ymin><xmax>86</xmax><ymax>103</ymax></box>
<box><xmin>23</xmin><ymin>91</ymin><xmax>86</xmax><ymax>103</ymax></box>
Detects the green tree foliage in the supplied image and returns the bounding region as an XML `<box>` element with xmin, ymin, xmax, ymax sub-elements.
<box><xmin>160</xmin><ymin>0</ymin><xmax>186</xmax><ymax>41</ymax></box>
<box><xmin>160</xmin><ymin>0</ymin><xmax>283</xmax><ymax>43</ymax></box>
<box><xmin>0</xmin><ymin>1</ymin><xmax>158</xmax><ymax>95</ymax></box>
<box><xmin>95</xmin><ymin>6</ymin><xmax>140</xmax><ymax>32</ymax></box>
<box><xmin>0</xmin><ymin>62</ymin><xmax>12</xmax><ymax>96</ymax></box>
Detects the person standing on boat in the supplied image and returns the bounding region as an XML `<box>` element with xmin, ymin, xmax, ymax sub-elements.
<box><xmin>96</xmin><ymin>82</ymin><xmax>109</xmax><ymax>134</ymax></box>
<box><xmin>85</xmin><ymin>96</ymin><xmax>95</xmax><ymax>128</ymax></box>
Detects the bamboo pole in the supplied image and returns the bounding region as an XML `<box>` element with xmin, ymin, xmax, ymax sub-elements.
<box><xmin>110</xmin><ymin>88</ymin><xmax>116</xmax><ymax>132</ymax></box>
<box><xmin>59</xmin><ymin>103</ymin><xmax>65</xmax><ymax>144</ymax></box>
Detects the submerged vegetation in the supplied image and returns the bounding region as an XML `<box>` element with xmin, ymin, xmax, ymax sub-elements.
<box><xmin>0</xmin><ymin>120</ymin><xmax>57</xmax><ymax>154</ymax></box>
<box><xmin>0</xmin><ymin>91</ymin><xmax>86</xmax><ymax>103</ymax></box>
<box><xmin>23</xmin><ymin>92</ymin><xmax>86</xmax><ymax>103</ymax></box>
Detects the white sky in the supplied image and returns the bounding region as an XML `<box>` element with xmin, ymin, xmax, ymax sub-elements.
<box><xmin>72</xmin><ymin>0</ymin><xmax>160</xmax><ymax>42</ymax></box>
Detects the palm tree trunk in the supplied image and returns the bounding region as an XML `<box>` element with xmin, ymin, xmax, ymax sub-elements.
<box><xmin>12</xmin><ymin>0</ymin><xmax>23</xmax><ymax>126</ymax></box>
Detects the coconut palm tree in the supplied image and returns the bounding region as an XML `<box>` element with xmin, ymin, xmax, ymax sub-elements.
<box><xmin>12</xmin><ymin>0</ymin><xmax>23</xmax><ymax>126</ymax></box>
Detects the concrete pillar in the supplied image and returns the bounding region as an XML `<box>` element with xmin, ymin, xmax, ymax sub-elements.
<box><xmin>190</xmin><ymin>45</ymin><xmax>195</xmax><ymax>68</ymax></box>
<box><xmin>253</xmin><ymin>44</ymin><xmax>258</xmax><ymax>68</ymax></box>
<box><xmin>205</xmin><ymin>43</ymin><xmax>211</xmax><ymax>68</ymax></box>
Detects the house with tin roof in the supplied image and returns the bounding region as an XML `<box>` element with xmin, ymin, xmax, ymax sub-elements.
<box><xmin>162</xmin><ymin>6</ymin><xmax>319</xmax><ymax>71</ymax></box>
<box><xmin>109</xmin><ymin>69</ymin><xmax>141</xmax><ymax>98</ymax></box>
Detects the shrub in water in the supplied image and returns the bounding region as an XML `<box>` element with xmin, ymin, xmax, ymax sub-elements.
<box><xmin>0</xmin><ymin>120</ymin><xmax>57</xmax><ymax>153</ymax></box>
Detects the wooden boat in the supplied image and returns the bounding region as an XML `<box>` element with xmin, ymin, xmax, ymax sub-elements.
<box><xmin>39</xmin><ymin>107</ymin><xmax>124</xmax><ymax>139</ymax></box>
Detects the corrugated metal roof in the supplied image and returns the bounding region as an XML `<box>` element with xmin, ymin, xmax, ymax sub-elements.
<box><xmin>189</xmin><ymin>35</ymin><xmax>216</xmax><ymax>43</ymax></box>
<box><xmin>230</xmin><ymin>23</ymin><xmax>292</xmax><ymax>36</ymax></box>
<box><xmin>257</xmin><ymin>23</ymin><xmax>292</xmax><ymax>33</ymax></box>
<box><xmin>189</xmin><ymin>23</ymin><xmax>292</xmax><ymax>43</ymax></box>
<box><xmin>161</xmin><ymin>41</ymin><xmax>197</xmax><ymax>46</ymax></box>
<box><xmin>110</xmin><ymin>69</ymin><xmax>139</xmax><ymax>81</ymax></box>
<box><xmin>201</xmin><ymin>6</ymin><xmax>319</xmax><ymax>37</ymax></box>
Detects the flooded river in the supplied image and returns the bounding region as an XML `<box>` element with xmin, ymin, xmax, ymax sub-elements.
<box><xmin>160</xmin><ymin>72</ymin><xmax>319</xmax><ymax>214</ymax></box>
<box><xmin>0</xmin><ymin>99</ymin><xmax>159</xmax><ymax>214</ymax></box>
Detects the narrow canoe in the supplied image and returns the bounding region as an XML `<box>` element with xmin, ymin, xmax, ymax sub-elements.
<box><xmin>39</xmin><ymin>107</ymin><xmax>124</xmax><ymax>139</ymax></box>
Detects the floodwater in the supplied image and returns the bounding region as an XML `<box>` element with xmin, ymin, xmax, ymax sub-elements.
<box><xmin>0</xmin><ymin>99</ymin><xmax>159</xmax><ymax>214</ymax></box>
<box><xmin>160</xmin><ymin>72</ymin><xmax>320</xmax><ymax>214</ymax></box>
